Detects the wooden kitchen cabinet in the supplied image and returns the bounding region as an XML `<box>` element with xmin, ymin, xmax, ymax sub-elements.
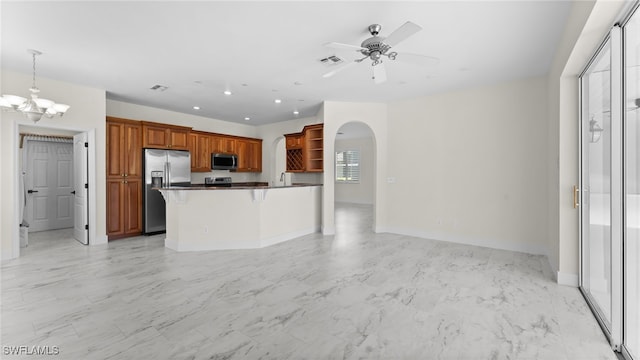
<box><xmin>142</xmin><ymin>121</ymin><xmax>191</xmax><ymax>150</ymax></box>
<box><xmin>211</xmin><ymin>135</ymin><xmax>236</xmax><ymax>154</ymax></box>
<box><xmin>107</xmin><ymin>178</ymin><xmax>142</xmax><ymax>238</ymax></box>
<box><xmin>284</xmin><ymin>124</ymin><xmax>323</xmax><ymax>172</ymax></box>
<box><xmin>304</xmin><ymin>124</ymin><xmax>324</xmax><ymax>172</ymax></box>
<box><xmin>106</xmin><ymin>117</ymin><xmax>143</xmax><ymax>239</ymax></box>
<box><xmin>235</xmin><ymin>138</ymin><xmax>262</xmax><ymax>172</ymax></box>
<box><xmin>188</xmin><ymin>131</ymin><xmax>212</xmax><ymax>172</ymax></box>
<box><xmin>107</xmin><ymin>118</ymin><xmax>142</xmax><ymax>178</ymax></box>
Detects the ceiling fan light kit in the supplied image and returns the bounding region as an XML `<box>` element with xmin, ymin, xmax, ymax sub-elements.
<box><xmin>323</xmin><ymin>21</ymin><xmax>438</xmax><ymax>84</ymax></box>
<box><xmin>1</xmin><ymin>49</ymin><xmax>70</xmax><ymax>123</ymax></box>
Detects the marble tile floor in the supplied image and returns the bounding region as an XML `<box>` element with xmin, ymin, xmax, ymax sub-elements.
<box><xmin>1</xmin><ymin>204</ymin><xmax>616</xmax><ymax>359</ymax></box>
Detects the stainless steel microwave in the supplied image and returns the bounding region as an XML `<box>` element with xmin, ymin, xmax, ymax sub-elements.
<box><xmin>211</xmin><ymin>153</ymin><xmax>238</xmax><ymax>170</ymax></box>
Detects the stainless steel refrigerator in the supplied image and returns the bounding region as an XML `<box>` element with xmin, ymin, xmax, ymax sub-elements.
<box><xmin>143</xmin><ymin>149</ymin><xmax>191</xmax><ymax>234</ymax></box>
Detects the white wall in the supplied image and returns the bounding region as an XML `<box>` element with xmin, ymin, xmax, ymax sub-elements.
<box><xmin>1</xmin><ymin>70</ymin><xmax>106</xmax><ymax>260</ymax></box>
<box><xmin>335</xmin><ymin>137</ymin><xmax>374</xmax><ymax>205</ymax></box>
<box><xmin>321</xmin><ymin>101</ymin><xmax>389</xmax><ymax>235</ymax></box>
<box><xmin>385</xmin><ymin>76</ymin><xmax>549</xmax><ymax>254</ymax></box>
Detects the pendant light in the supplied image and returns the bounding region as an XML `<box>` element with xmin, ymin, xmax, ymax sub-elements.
<box><xmin>0</xmin><ymin>49</ymin><xmax>70</xmax><ymax>123</ymax></box>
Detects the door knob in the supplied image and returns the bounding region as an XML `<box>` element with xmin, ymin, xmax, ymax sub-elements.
<box><xmin>71</xmin><ymin>190</ymin><xmax>76</xmax><ymax>195</ymax></box>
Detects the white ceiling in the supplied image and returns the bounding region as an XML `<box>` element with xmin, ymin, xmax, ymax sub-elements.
<box><xmin>1</xmin><ymin>1</ymin><xmax>571</xmax><ymax>126</ymax></box>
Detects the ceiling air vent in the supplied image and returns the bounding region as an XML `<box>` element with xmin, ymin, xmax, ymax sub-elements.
<box><xmin>150</xmin><ymin>84</ymin><xmax>169</xmax><ymax>91</ymax></box>
<box><xmin>319</xmin><ymin>55</ymin><xmax>344</xmax><ymax>66</ymax></box>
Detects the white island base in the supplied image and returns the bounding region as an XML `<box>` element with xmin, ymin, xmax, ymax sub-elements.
<box><xmin>158</xmin><ymin>185</ymin><xmax>322</xmax><ymax>251</ymax></box>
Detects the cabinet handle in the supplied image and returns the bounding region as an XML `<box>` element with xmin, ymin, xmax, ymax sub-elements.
<box><xmin>121</xmin><ymin>173</ymin><xmax>125</xmax><ymax>177</ymax></box>
<box><xmin>573</xmin><ymin>185</ymin><xmax>580</xmax><ymax>209</ymax></box>
<box><xmin>121</xmin><ymin>180</ymin><xmax>125</xmax><ymax>184</ymax></box>
<box><xmin>124</xmin><ymin>174</ymin><xmax>128</xmax><ymax>177</ymax></box>
<box><xmin>124</xmin><ymin>180</ymin><xmax>128</xmax><ymax>184</ymax></box>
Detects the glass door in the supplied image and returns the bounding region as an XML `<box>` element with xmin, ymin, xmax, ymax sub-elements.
<box><xmin>624</xmin><ymin>5</ymin><xmax>640</xmax><ymax>359</ymax></box>
<box><xmin>579</xmin><ymin>26</ymin><xmax>623</xmax><ymax>348</ymax></box>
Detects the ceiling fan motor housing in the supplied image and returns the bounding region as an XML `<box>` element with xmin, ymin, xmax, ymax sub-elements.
<box><xmin>361</xmin><ymin>36</ymin><xmax>390</xmax><ymax>58</ymax></box>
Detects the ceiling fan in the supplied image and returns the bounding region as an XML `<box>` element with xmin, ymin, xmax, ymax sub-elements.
<box><xmin>323</xmin><ymin>21</ymin><xmax>438</xmax><ymax>84</ymax></box>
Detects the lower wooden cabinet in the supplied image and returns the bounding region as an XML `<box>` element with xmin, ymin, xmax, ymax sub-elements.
<box><xmin>107</xmin><ymin>178</ymin><xmax>142</xmax><ymax>239</ymax></box>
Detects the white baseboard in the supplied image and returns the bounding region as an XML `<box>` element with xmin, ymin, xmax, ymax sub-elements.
<box><xmin>557</xmin><ymin>271</ymin><xmax>579</xmax><ymax>287</ymax></box>
<box><xmin>322</xmin><ymin>226</ymin><xmax>335</xmax><ymax>236</ymax></box>
<box><xmin>90</xmin><ymin>234</ymin><xmax>108</xmax><ymax>245</ymax></box>
<box><xmin>378</xmin><ymin>226</ymin><xmax>547</xmax><ymax>255</ymax></box>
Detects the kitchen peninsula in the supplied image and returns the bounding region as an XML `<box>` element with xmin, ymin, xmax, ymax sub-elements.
<box><xmin>157</xmin><ymin>184</ymin><xmax>322</xmax><ymax>251</ymax></box>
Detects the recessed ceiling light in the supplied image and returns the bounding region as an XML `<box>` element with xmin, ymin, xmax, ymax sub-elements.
<box><xmin>274</xmin><ymin>99</ymin><xmax>282</xmax><ymax>104</ymax></box>
<box><xmin>293</xmin><ymin>111</ymin><xmax>299</xmax><ymax>115</ymax></box>
<box><xmin>244</xmin><ymin>117</ymin><xmax>250</xmax><ymax>121</ymax></box>
<box><xmin>223</xmin><ymin>90</ymin><xmax>232</xmax><ymax>95</ymax></box>
<box><xmin>193</xmin><ymin>106</ymin><xmax>200</xmax><ymax>110</ymax></box>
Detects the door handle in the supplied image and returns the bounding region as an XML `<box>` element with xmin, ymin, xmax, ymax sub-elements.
<box><xmin>71</xmin><ymin>190</ymin><xmax>76</xmax><ymax>195</ymax></box>
<box><xmin>27</xmin><ymin>190</ymin><xmax>38</xmax><ymax>194</ymax></box>
<box><xmin>573</xmin><ymin>185</ymin><xmax>580</xmax><ymax>209</ymax></box>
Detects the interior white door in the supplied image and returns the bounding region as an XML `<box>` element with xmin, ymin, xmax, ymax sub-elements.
<box><xmin>73</xmin><ymin>133</ymin><xmax>89</xmax><ymax>245</ymax></box>
<box><xmin>26</xmin><ymin>141</ymin><xmax>74</xmax><ymax>232</ymax></box>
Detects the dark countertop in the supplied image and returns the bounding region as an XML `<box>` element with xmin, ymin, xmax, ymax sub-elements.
<box><xmin>156</xmin><ymin>183</ymin><xmax>322</xmax><ymax>190</ymax></box>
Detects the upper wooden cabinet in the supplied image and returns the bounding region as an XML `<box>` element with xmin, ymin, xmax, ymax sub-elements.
<box><xmin>211</xmin><ymin>135</ymin><xmax>236</xmax><ymax>154</ymax></box>
<box><xmin>235</xmin><ymin>138</ymin><xmax>262</xmax><ymax>172</ymax></box>
<box><xmin>188</xmin><ymin>131</ymin><xmax>212</xmax><ymax>172</ymax></box>
<box><xmin>284</xmin><ymin>123</ymin><xmax>323</xmax><ymax>173</ymax></box>
<box><xmin>304</xmin><ymin>124</ymin><xmax>324</xmax><ymax>172</ymax></box>
<box><xmin>142</xmin><ymin>121</ymin><xmax>191</xmax><ymax>150</ymax></box>
<box><xmin>106</xmin><ymin>117</ymin><xmax>142</xmax><ymax>178</ymax></box>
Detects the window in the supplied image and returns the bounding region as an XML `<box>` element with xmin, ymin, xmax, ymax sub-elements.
<box><xmin>335</xmin><ymin>150</ymin><xmax>360</xmax><ymax>183</ymax></box>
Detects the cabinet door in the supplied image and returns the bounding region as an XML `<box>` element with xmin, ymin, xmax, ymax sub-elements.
<box><xmin>124</xmin><ymin>123</ymin><xmax>142</xmax><ymax>177</ymax></box>
<box><xmin>213</xmin><ymin>136</ymin><xmax>236</xmax><ymax>154</ymax></box>
<box><xmin>235</xmin><ymin>139</ymin><xmax>248</xmax><ymax>171</ymax></box>
<box><xmin>143</xmin><ymin>124</ymin><xmax>170</xmax><ymax>148</ymax></box>
<box><xmin>169</xmin><ymin>129</ymin><xmax>190</xmax><ymax>150</ymax></box>
<box><xmin>286</xmin><ymin>135</ymin><xmax>303</xmax><ymax>149</ymax></box>
<box><xmin>123</xmin><ymin>179</ymin><xmax>142</xmax><ymax>235</ymax></box>
<box><xmin>198</xmin><ymin>134</ymin><xmax>211</xmax><ymax>170</ymax></box>
<box><xmin>106</xmin><ymin>178</ymin><xmax>124</xmax><ymax>236</ymax></box>
<box><xmin>106</xmin><ymin>122</ymin><xmax>125</xmax><ymax>177</ymax></box>
<box><xmin>188</xmin><ymin>133</ymin><xmax>199</xmax><ymax>170</ymax></box>
<box><xmin>248</xmin><ymin>140</ymin><xmax>262</xmax><ymax>172</ymax></box>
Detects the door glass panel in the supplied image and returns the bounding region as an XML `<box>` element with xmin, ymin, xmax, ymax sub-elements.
<box><xmin>582</xmin><ymin>39</ymin><xmax>613</xmax><ymax>328</ymax></box>
<box><xmin>625</xmin><ymin>6</ymin><xmax>640</xmax><ymax>358</ymax></box>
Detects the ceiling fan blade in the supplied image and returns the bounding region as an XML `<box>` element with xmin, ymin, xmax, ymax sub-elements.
<box><xmin>323</xmin><ymin>61</ymin><xmax>358</xmax><ymax>78</ymax></box>
<box><xmin>372</xmin><ymin>63</ymin><xmax>387</xmax><ymax>84</ymax></box>
<box><xmin>394</xmin><ymin>52</ymin><xmax>439</xmax><ymax>66</ymax></box>
<box><xmin>324</xmin><ymin>42</ymin><xmax>366</xmax><ymax>51</ymax></box>
<box><xmin>384</xmin><ymin>21</ymin><xmax>422</xmax><ymax>47</ymax></box>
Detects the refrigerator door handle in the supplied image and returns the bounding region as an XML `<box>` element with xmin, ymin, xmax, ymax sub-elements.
<box><xmin>167</xmin><ymin>162</ymin><xmax>171</xmax><ymax>186</ymax></box>
<box><xmin>163</xmin><ymin>162</ymin><xmax>168</xmax><ymax>187</ymax></box>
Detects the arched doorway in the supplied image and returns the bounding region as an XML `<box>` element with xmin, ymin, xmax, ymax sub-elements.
<box><xmin>333</xmin><ymin>122</ymin><xmax>376</xmax><ymax>234</ymax></box>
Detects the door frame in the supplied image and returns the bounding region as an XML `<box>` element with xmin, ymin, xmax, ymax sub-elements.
<box><xmin>578</xmin><ymin>25</ymin><xmax>623</xmax><ymax>350</ymax></box>
<box><xmin>13</xmin><ymin>125</ymin><xmax>97</xmax><ymax>254</ymax></box>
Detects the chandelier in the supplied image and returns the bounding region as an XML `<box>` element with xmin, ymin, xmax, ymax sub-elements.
<box><xmin>0</xmin><ymin>49</ymin><xmax>70</xmax><ymax>123</ymax></box>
